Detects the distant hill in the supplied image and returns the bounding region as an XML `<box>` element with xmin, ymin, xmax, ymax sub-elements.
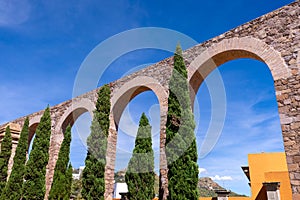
<box><xmin>114</xmin><ymin>170</ymin><xmax>247</xmax><ymax>197</ymax></box>
<box><xmin>114</xmin><ymin>169</ymin><xmax>126</xmax><ymax>183</ymax></box>
<box><xmin>198</xmin><ymin>177</ymin><xmax>247</xmax><ymax>197</ymax></box>
<box><xmin>198</xmin><ymin>177</ymin><xmax>222</xmax><ymax>197</ymax></box>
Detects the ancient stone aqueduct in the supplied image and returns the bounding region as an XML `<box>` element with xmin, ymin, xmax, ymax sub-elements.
<box><xmin>0</xmin><ymin>1</ymin><xmax>299</xmax><ymax>199</ymax></box>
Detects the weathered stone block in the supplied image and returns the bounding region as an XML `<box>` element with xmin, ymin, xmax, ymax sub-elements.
<box><xmin>291</xmin><ymin>122</ymin><xmax>300</xmax><ymax>130</ymax></box>
<box><xmin>294</xmin><ymin>156</ymin><xmax>300</xmax><ymax>163</ymax></box>
<box><xmin>281</xmin><ymin>117</ymin><xmax>293</xmax><ymax>124</ymax></box>
<box><xmin>291</xmin><ymin>180</ymin><xmax>300</xmax><ymax>186</ymax></box>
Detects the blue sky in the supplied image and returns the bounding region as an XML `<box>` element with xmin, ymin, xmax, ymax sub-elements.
<box><xmin>0</xmin><ymin>0</ymin><xmax>295</xmax><ymax>196</ymax></box>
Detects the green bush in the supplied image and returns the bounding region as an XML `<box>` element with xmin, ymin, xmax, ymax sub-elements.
<box><xmin>1</xmin><ymin>118</ymin><xmax>29</xmax><ymax>199</ymax></box>
<box><xmin>125</xmin><ymin>113</ymin><xmax>155</xmax><ymax>200</ymax></box>
<box><xmin>49</xmin><ymin>125</ymin><xmax>72</xmax><ymax>200</ymax></box>
<box><xmin>0</xmin><ymin>126</ymin><xmax>12</xmax><ymax>193</ymax></box>
<box><xmin>165</xmin><ymin>44</ymin><xmax>199</xmax><ymax>200</ymax></box>
<box><xmin>22</xmin><ymin>107</ymin><xmax>52</xmax><ymax>200</ymax></box>
<box><xmin>81</xmin><ymin>85</ymin><xmax>111</xmax><ymax>200</ymax></box>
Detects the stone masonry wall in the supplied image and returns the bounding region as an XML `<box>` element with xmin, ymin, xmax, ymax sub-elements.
<box><xmin>0</xmin><ymin>1</ymin><xmax>299</xmax><ymax>200</ymax></box>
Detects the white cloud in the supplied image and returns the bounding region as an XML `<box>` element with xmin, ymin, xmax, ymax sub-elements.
<box><xmin>0</xmin><ymin>0</ymin><xmax>31</xmax><ymax>26</ymax></box>
<box><xmin>211</xmin><ymin>175</ymin><xmax>233</xmax><ymax>181</ymax></box>
<box><xmin>198</xmin><ymin>167</ymin><xmax>207</xmax><ymax>175</ymax></box>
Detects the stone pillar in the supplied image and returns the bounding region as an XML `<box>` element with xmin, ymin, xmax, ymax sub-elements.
<box><xmin>214</xmin><ymin>189</ymin><xmax>231</xmax><ymax>200</ymax></box>
<box><xmin>159</xmin><ymin>102</ymin><xmax>169</xmax><ymax>200</ymax></box>
<box><xmin>0</xmin><ymin>123</ymin><xmax>21</xmax><ymax>180</ymax></box>
<box><xmin>104</xmin><ymin>111</ymin><xmax>118</xmax><ymax>200</ymax></box>
<box><xmin>263</xmin><ymin>182</ymin><xmax>281</xmax><ymax>200</ymax></box>
<box><xmin>159</xmin><ymin>154</ymin><xmax>168</xmax><ymax>198</ymax></box>
<box><xmin>275</xmin><ymin>75</ymin><xmax>300</xmax><ymax>200</ymax></box>
<box><xmin>44</xmin><ymin>129</ymin><xmax>64</xmax><ymax>200</ymax></box>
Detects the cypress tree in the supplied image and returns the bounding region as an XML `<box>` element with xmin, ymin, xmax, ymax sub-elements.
<box><xmin>1</xmin><ymin>118</ymin><xmax>29</xmax><ymax>200</ymax></box>
<box><xmin>65</xmin><ymin>163</ymin><xmax>73</xmax><ymax>199</ymax></box>
<box><xmin>165</xmin><ymin>44</ymin><xmax>199</xmax><ymax>200</ymax></box>
<box><xmin>0</xmin><ymin>126</ymin><xmax>12</xmax><ymax>193</ymax></box>
<box><xmin>22</xmin><ymin>107</ymin><xmax>52</xmax><ymax>200</ymax></box>
<box><xmin>125</xmin><ymin>113</ymin><xmax>155</xmax><ymax>200</ymax></box>
<box><xmin>81</xmin><ymin>84</ymin><xmax>111</xmax><ymax>200</ymax></box>
<box><xmin>49</xmin><ymin>125</ymin><xmax>72</xmax><ymax>200</ymax></box>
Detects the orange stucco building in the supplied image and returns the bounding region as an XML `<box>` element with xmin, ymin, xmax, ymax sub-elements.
<box><xmin>246</xmin><ymin>152</ymin><xmax>292</xmax><ymax>200</ymax></box>
<box><xmin>200</xmin><ymin>152</ymin><xmax>292</xmax><ymax>200</ymax></box>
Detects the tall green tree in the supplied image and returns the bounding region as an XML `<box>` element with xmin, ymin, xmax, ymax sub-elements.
<box><xmin>65</xmin><ymin>163</ymin><xmax>73</xmax><ymax>199</ymax></box>
<box><xmin>71</xmin><ymin>177</ymin><xmax>83</xmax><ymax>199</ymax></box>
<box><xmin>81</xmin><ymin>84</ymin><xmax>111</xmax><ymax>200</ymax></box>
<box><xmin>22</xmin><ymin>107</ymin><xmax>52</xmax><ymax>200</ymax></box>
<box><xmin>165</xmin><ymin>44</ymin><xmax>199</xmax><ymax>200</ymax></box>
<box><xmin>125</xmin><ymin>113</ymin><xmax>155</xmax><ymax>200</ymax></box>
<box><xmin>49</xmin><ymin>125</ymin><xmax>72</xmax><ymax>200</ymax></box>
<box><xmin>0</xmin><ymin>126</ymin><xmax>12</xmax><ymax>193</ymax></box>
<box><xmin>1</xmin><ymin>118</ymin><xmax>29</xmax><ymax>200</ymax></box>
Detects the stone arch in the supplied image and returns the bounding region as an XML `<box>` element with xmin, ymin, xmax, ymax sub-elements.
<box><xmin>56</xmin><ymin>98</ymin><xmax>95</xmax><ymax>135</ymax></box>
<box><xmin>111</xmin><ymin>76</ymin><xmax>168</xmax><ymax>128</ymax></box>
<box><xmin>28</xmin><ymin>115</ymin><xmax>42</xmax><ymax>148</ymax></box>
<box><xmin>45</xmin><ymin>98</ymin><xmax>95</xmax><ymax>200</ymax></box>
<box><xmin>187</xmin><ymin>37</ymin><xmax>291</xmax><ymax>152</ymax></box>
<box><xmin>187</xmin><ymin>36</ymin><xmax>294</xmax><ymax>196</ymax></box>
<box><xmin>188</xmin><ymin>36</ymin><xmax>290</xmax><ymax>99</ymax></box>
<box><xmin>105</xmin><ymin>76</ymin><xmax>168</xmax><ymax>198</ymax></box>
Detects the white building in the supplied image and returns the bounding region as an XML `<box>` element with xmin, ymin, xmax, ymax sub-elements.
<box><xmin>113</xmin><ymin>183</ymin><xmax>128</xmax><ymax>199</ymax></box>
<box><xmin>72</xmin><ymin>166</ymin><xmax>85</xmax><ymax>180</ymax></box>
